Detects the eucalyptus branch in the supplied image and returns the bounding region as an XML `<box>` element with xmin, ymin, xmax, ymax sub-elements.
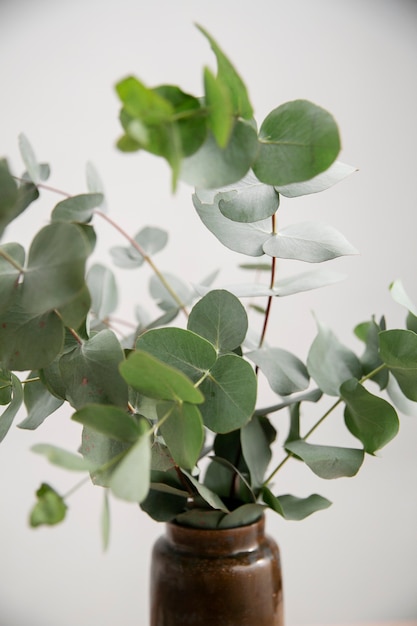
<box><xmin>95</xmin><ymin>209</ymin><xmax>189</xmax><ymax>318</ymax></box>
<box><xmin>0</xmin><ymin>248</ymin><xmax>25</xmax><ymax>273</ymax></box>
<box><xmin>262</xmin><ymin>363</ymin><xmax>389</xmax><ymax>487</ymax></box>
<box><xmin>257</xmin><ymin>214</ymin><xmax>277</xmax><ymax>351</ymax></box>
<box><xmin>12</xmin><ymin>176</ymin><xmax>71</xmax><ymax>198</ymax></box>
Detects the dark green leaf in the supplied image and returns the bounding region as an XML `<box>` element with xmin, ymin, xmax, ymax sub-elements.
<box><xmin>188</xmin><ymin>289</ymin><xmax>248</xmax><ymax>353</ymax></box>
<box><xmin>341</xmin><ymin>379</ymin><xmax>399</xmax><ymax>453</ymax></box>
<box><xmin>285</xmin><ymin>439</ymin><xmax>364</xmax><ymax>479</ymax></box>
<box><xmin>254</xmin><ymin>100</ymin><xmax>340</xmax><ymax>186</ymax></box>
<box><xmin>241</xmin><ymin>415</ymin><xmax>272</xmax><ymax>488</ymax></box>
<box><xmin>59</xmin><ymin>330</ymin><xmax>128</xmax><ymax>409</ymax></box>
<box><xmin>29</xmin><ymin>483</ymin><xmax>67</xmax><ymax>527</ymax></box>
<box><xmin>0</xmin><ymin>242</ymin><xmax>25</xmax><ymax>313</ymax></box>
<box><xmin>354</xmin><ymin>319</ymin><xmax>388</xmax><ymax>389</ymax></box>
<box><xmin>0</xmin><ymin>160</ymin><xmax>39</xmax><ymax>238</ymax></box>
<box><xmin>199</xmin><ymin>353</ymin><xmax>257</xmax><ymax>433</ymax></box>
<box><xmin>379</xmin><ymin>329</ymin><xmax>417</xmax><ymax>401</ymax></box>
<box><xmin>140</xmin><ymin>487</ymin><xmax>187</xmax><ymax>522</ymax></box>
<box><xmin>0</xmin><ymin>369</ymin><xmax>12</xmax><ymax>405</ymax></box>
<box><xmin>262</xmin><ymin>487</ymin><xmax>332</xmax><ymax>520</ymax></box>
<box><xmin>181</xmin><ymin>469</ymin><xmax>229</xmax><ymax>512</ymax></box>
<box><xmin>218</xmin><ymin>504</ymin><xmax>265</xmax><ymax>528</ymax></box>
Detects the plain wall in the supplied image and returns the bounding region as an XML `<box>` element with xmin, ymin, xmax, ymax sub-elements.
<box><xmin>0</xmin><ymin>1</ymin><xmax>416</xmax><ymax>625</ymax></box>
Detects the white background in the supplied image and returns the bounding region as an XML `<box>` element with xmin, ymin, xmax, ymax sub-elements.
<box><xmin>1</xmin><ymin>1</ymin><xmax>417</xmax><ymax>625</ymax></box>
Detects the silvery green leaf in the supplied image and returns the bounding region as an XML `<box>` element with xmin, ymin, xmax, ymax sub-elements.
<box><xmin>274</xmin><ymin>268</ymin><xmax>346</xmax><ymax>296</ymax></box>
<box><xmin>386</xmin><ymin>374</ymin><xmax>417</xmax><ymax>417</ymax></box>
<box><xmin>18</xmin><ymin>133</ymin><xmax>41</xmax><ymax>184</ymax></box>
<box><xmin>87</xmin><ymin>264</ymin><xmax>118</xmax><ymax>320</ymax></box>
<box><xmin>275</xmin><ymin>161</ymin><xmax>357</xmax><ymax>198</ymax></box>
<box><xmin>389</xmin><ymin>279</ymin><xmax>417</xmax><ymax>316</ymax></box>
<box><xmin>247</xmin><ymin>347</ymin><xmax>309</xmax><ymax>396</ymax></box>
<box><xmin>307</xmin><ymin>320</ymin><xmax>362</xmax><ymax>396</ymax></box>
<box><xmin>110</xmin><ymin>226</ymin><xmax>168</xmax><ymax>269</ymax></box>
<box><xmin>31</xmin><ymin>443</ymin><xmax>95</xmax><ymax>471</ymax></box>
<box><xmin>196</xmin><ymin>171</ymin><xmax>279</xmax><ymax>223</ymax></box>
<box><xmin>193</xmin><ymin>192</ymin><xmax>271</xmax><ymax>256</ymax></box>
<box><xmin>86</xmin><ymin>161</ymin><xmax>107</xmax><ymax>210</ymax></box>
<box><xmin>149</xmin><ymin>272</ymin><xmax>195</xmax><ymax>311</ymax></box>
<box><xmin>263</xmin><ymin>222</ymin><xmax>358</xmax><ymax>263</ymax></box>
<box><xmin>109</xmin><ymin>429</ymin><xmax>151</xmax><ymax>503</ymax></box>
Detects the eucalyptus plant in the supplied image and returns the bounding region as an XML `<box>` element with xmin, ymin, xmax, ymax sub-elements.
<box><xmin>1</xmin><ymin>26</ymin><xmax>417</xmax><ymax>541</ymax></box>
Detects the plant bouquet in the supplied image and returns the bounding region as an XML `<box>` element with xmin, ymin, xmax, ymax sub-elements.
<box><xmin>1</xmin><ymin>26</ymin><xmax>416</xmax><ymax>542</ymax></box>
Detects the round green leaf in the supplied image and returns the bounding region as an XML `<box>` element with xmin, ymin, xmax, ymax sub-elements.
<box><xmin>379</xmin><ymin>329</ymin><xmax>417</xmax><ymax>401</ymax></box>
<box><xmin>51</xmin><ymin>193</ymin><xmax>103</xmax><ymax>223</ymax></box>
<box><xmin>253</xmin><ymin>100</ymin><xmax>340</xmax><ymax>186</ymax></box>
<box><xmin>285</xmin><ymin>439</ymin><xmax>364</xmax><ymax>479</ymax></box>
<box><xmin>158</xmin><ymin>401</ymin><xmax>204</xmax><ymax>470</ymax></box>
<box><xmin>29</xmin><ymin>483</ymin><xmax>67</xmax><ymax>528</ymax></box>
<box><xmin>72</xmin><ymin>404</ymin><xmax>142</xmax><ymax>443</ymax></box>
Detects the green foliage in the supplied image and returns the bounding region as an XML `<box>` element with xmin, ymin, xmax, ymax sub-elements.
<box><xmin>0</xmin><ymin>24</ymin><xmax>415</xmax><ymax>533</ymax></box>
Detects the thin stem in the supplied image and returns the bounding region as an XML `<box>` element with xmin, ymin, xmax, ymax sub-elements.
<box><xmin>12</xmin><ymin>176</ymin><xmax>71</xmax><ymax>198</ymax></box>
<box><xmin>0</xmin><ymin>248</ymin><xmax>25</xmax><ymax>273</ymax></box>
<box><xmin>258</xmin><ymin>214</ymin><xmax>277</xmax><ymax>350</ymax></box>
<box><xmin>94</xmin><ymin>209</ymin><xmax>189</xmax><ymax>319</ymax></box>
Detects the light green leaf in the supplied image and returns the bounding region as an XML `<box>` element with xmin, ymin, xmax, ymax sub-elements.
<box><xmin>158</xmin><ymin>401</ymin><xmax>204</xmax><ymax>470</ymax></box>
<box><xmin>248</xmin><ymin>347</ymin><xmax>309</xmax><ymax>396</ymax></box>
<box><xmin>197</xmin><ymin>24</ymin><xmax>253</xmax><ymax>120</ymax></box>
<box><xmin>19</xmin><ymin>374</ymin><xmax>63</xmax><ymax>430</ymax></box>
<box><xmin>79</xmin><ymin>427</ymin><xmax>130</xmax><ymax>487</ymax></box>
<box><xmin>273</xmin><ymin>269</ymin><xmax>346</xmax><ymax>297</ymax></box>
<box><xmin>307</xmin><ymin>320</ymin><xmax>362</xmax><ymax>396</ymax></box>
<box><xmin>72</xmin><ymin>404</ymin><xmax>142</xmax><ymax>443</ymax></box>
<box><xmin>59</xmin><ymin>330</ymin><xmax>128</xmax><ymax>409</ymax></box>
<box><xmin>51</xmin><ymin>193</ymin><xmax>103</xmax><ymax>223</ymax></box>
<box><xmin>101</xmin><ymin>491</ymin><xmax>111</xmax><ymax>551</ymax></box>
<box><xmin>87</xmin><ymin>264</ymin><xmax>118</xmax><ymax>320</ymax></box>
<box><xmin>341</xmin><ymin>379</ymin><xmax>399</xmax><ymax>453</ymax></box>
<box><xmin>110</xmin><ymin>226</ymin><xmax>168</xmax><ymax>269</ymax></box>
<box><xmin>86</xmin><ymin>162</ymin><xmax>107</xmax><ymax>210</ymax></box>
<box><xmin>31</xmin><ymin>443</ymin><xmax>95</xmax><ymax>471</ymax></box>
<box><xmin>254</xmin><ymin>100</ymin><xmax>340</xmax><ymax>186</ymax></box>
<box><xmin>263</xmin><ymin>221</ymin><xmax>358</xmax><ymax>263</ymax></box>
<box><xmin>149</xmin><ymin>272</ymin><xmax>194</xmax><ymax>312</ymax></box>
<box><xmin>203</xmin><ymin>66</ymin><xmax>233</xmax><ymax>147</ymax></box>
<box><xmin>0</xmin><ymin>374</ymin><xmax>23</xmax><ymax>443</ymax></box>
<box><xmin>218</xmin><ymin>175</ymin><xmax>279</xmax><ymax>223</ymax></box>
<box><xmin>120</xmin><ymin>349</ymin><xmax>204</xmax><ymax>404</ymax></box>
<box><xmin>389</xmin><ymin>279</ymin><xmax>417</xmax><ymax>316</ymax></box>
<box><xmin>188</xmin><ymin>289</ymin><xmax>248</xmax><ymax>353</ymax></box>
<box><xmin>262</xmin><ymin>487</ymin><xmax>332</xmax><ymax>520</ymax></box>
<box><xmin>285</xmin><ymin>439</ymin><xmax>364</xmax><ymax>479</ymax></box>
<box><xmin>199</xmin><ymin>353</ymin><xmax>257</xmax><ymax>433</ymax></box>
<box><xmin>275</xmin><ymin>160</ymin><xmax>357</xmax><ymax>198</ymax></box>
<box><xmin>379</xmin><ymin>329</ymin><xmax>417</xmax><ymax>401</ymax></box>
<box><xmin>181</xmin><ymin>120</ymin><xmax>258</xmax><ymax>189</ymax></box>
<box><xmin>109</xmin><ymin>424</ymin><xmax>151</xmax><ymax>503</ymax></box>
<box><xmin>136</xmin><ymin>327</ymin><xmax>216</xmax><ymax>382</ymax></box>
<box><xmin>386</xmin><ymin>374</ymin><xmax>417</xmax><ymax>417</ymax></box>
<box><xmin>29</xmin><ymin>483</ymin><xmax>67</xmax><ymax>527</ymax></box>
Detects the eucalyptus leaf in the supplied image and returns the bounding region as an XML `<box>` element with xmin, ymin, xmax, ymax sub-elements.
<box><xmin>262</xmin><ymin>487</ymin><xmax>332</xmax><ymax>520</ymax></box>
<box><xmin>110</xmin><ymin>226</ymin><xmax>168</xmax><ymax>269</ymax></box>
<box><xmin>389</xmin><ymin>279</ymin><xmax>417</xmax><ymax>316</ymax></box>
<box><xmin>140</xmin><ymin>487</ymin><xmax>187</xmax><ymax>522</ymax></box>
<box><xmin>149</xmin><ymin>272</ymin><xmax>195</xmax><ymax>311</ymax></box>
<box><xmin>379</xmin><ymin>329</ymin><xmax>417</xmax><ymax>401</ymax></box>
<box><xmin>19</xmin><ymin>374</ymin><xmax>63</xmax><ymax>430</ymax></box>
<box><xmin>203</xmin><ymin>66</ymin><xmax>233</xmax><ymax>147</ymax></box>
<box><xmin>199</xmin><ymin>353</ymin><xmax>257</xmax><ymax>433</ymax></box>
<box><xmin>254</xmin><ymin>100</ymin><xmax>340</xmax><ymax>186</ymax></box>
<box><xmin>101</xmin><ymin>491</ymin><xmax>110</xmax><ymax>551</ymax></box>
<box><xmin>386</xmin><ymin>374</ymin><xmax>417</xmax><ymax>417</ymax></box>
<box><xmin>307</xmin><ymin>320</ymin><xmax>362</xmax><ymax>396</ymax></box>
<box><xmin>59</xmin><ymin>330</ymin><xmax>128</xmax><ymax>409</ymax></box>
<box><xmin>188</xmin><ymin>289</ymin><xmax>248</xmax><ymax>353</ymax></box>
<box><xmin>86</xmin><ymin>162</ymin><xmax>107</xmax><ymax>210</ymax></box>
<box><xmin>181</xmin><ymin>469</ymin><xmax>229</xmax><ymax>512</ymax></box>
<box><xmin>31</xmin><ymin>443</ymin><xmax>95</xmax><ymax>471</ymax></box>
<box><xmin>218</xmin><ymin>504</ymin><xmax>265</xmax><ymax>528</ymax></box>
<box><xmin>248</xmin><ymin>347</ymin><xmax>309</xmax><ymax>396</ymax></box>
<box><xmin>87</xmin><ymin>264</ymin><xmax>118</xmax><ymax>320</ymax></box>
<box><xmin>0</xmin><ymin>374</ymin><xmax>23</xmax><ymax>443</ymax></box>
<box><xmin>109</xmin><ymin>423</ymin><xmax>151</xmax><ymax>503</ymax></box>
<box><xmin>136</xmin><ymin>327</ymin><xmax>216</xmax><ymax>382</ymax></box>
<box><xmin>51</xmin><ymin>193</ymin><xmax>103</xmax><ymax>223</ymax></box>
<box><xmin>79</xmin><ymin>427</ymin><xmax>130</xmax><ymax>487</ymax></box>
<box><xmin>18</xmin><ymin>133</ymin><xmax>41</xmax><ymax>184</ymax></box>
<box><xmin>120</xmin><ymin>349</ymin><xmax>204</xmax><ymax>404</ymax></box>
<box><xmin>241</xmin><ymin>416</ymin><xmax>272</xmax><ymax>488</ymax></box>
<box><xmin>263</xmin><ymin>222</ymin><xmax>358</xmax><ymax>263</ymax></box>
<box><xmin>181</xmin><ymin>120</ymin><xmax>258</xmax><ymax>189</ymax></box>
<box><xmin>0</xmin><ymin>242</ymin><xmax>25</xmax><ymax>313</ymax></box>
<box><xmin>285</xmin><ymin>440</ymin><xmax>364</xmax><ymax>479</ymax></box>
<box><xmin>29</xmin><ymin>483</ymin><xmax>67</xmax><ymax>528</ymax></box>
<box><xmin>340</xmin><ymin>379</ymin><xmax>399</xmax><ymax>453</ymax></box>
<box><xmin>0</xmin><ymin>160</ymin><xmax>39</xmax><ymax>237</ymax></box>
<box><xmin>0</xmin><ymin>368</ymin><xmax>12</xmax><ymax>405</ymax></box>
<box><xmin>275</xmin><ymin>160</ymin><xmax>357</xmax><ymax>198</ymax></box>
<box><xmin>157</xmin><ymin>401</ymin><xmax>204</xmax><ymax>469</ymax></box>
<box><xmin>72</xmin><ymin>404</ymin><xmax>142</xmax><ymax>443</ymax></box>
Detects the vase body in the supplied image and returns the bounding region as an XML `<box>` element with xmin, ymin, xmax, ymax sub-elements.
<box><xmin>150</xmin><ymin>515</ymin><xmax>284</xmax><ymax>626</ymax></box>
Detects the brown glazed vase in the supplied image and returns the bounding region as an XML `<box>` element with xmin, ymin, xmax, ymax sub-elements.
<box><xmin>150</xmin><ymin>515</ymin><xmax>284</xmax><ymax>626</ymax></box>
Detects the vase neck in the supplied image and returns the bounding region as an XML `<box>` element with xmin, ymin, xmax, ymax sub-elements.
<box><xmin>165</xmin><ymin>515</ymin><xmax>265</xmax><ymax>556</ymax></box>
